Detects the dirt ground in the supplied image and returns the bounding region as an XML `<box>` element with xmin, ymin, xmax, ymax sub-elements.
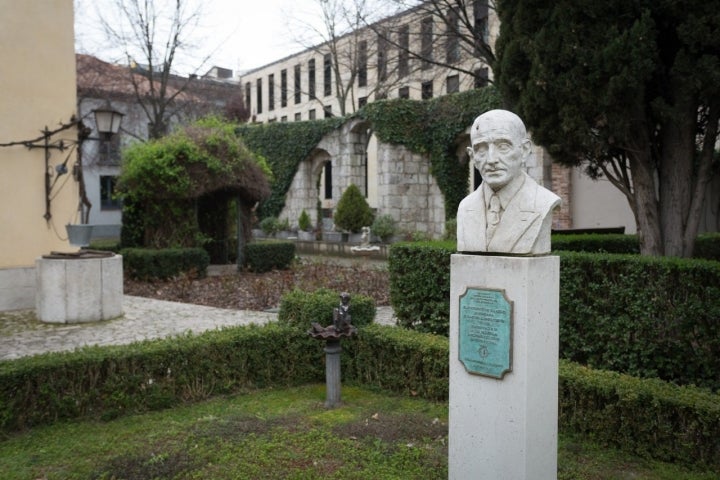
<box><xmin>124</xmin><ymin>258</ymin><xmax>390</xmax><ymax>311</ymax></box>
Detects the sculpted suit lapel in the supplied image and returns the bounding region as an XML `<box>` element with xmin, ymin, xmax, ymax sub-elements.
<box><xmin>486</xmin><ymin>179</ymin><xmax>543</xmax><ymax>253</ymax></box>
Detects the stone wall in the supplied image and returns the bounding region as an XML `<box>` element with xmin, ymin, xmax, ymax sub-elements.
<box><xmin>278</xmin><ymin>119</ymin><xmax>559</xmax><ymax>240</ymax></box>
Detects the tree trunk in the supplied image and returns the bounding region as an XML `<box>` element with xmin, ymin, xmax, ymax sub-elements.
<box><xmin>659</xmin><ymin>95</ymin><xmax>696</xmax><ymax>257</ymax></box>
<box><xmin>630</xmin><ymin>156</ymin><xmax>663</xmax><ymax>256</ymax></box>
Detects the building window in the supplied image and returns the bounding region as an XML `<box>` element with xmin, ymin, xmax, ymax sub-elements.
<box><xmin>398</xmin><ymin>86</ymin><xmax>410</xmax><ymax>99</ymax></box>
<box><xmin>281</xmin><ymin>116</ymin><xmax>287</xmax><ymax>122</ymax></box>
<box><xmin>421</xmin><ymin>16</ymin><xmax>433</xmax><ymax>70</ymax></box>
<box><xmin>358</xmin><ymin>96</ymin><xmax>368</xmax><ymax>108</ymax></box>
<box><xmin>308</xmin><ymin>58</ymin><xmax>316</xmax><ymax>99</ymax></box>
<box><xmin>358</xmin><ymin>40</ymin><xmax>367</xmax><ymax>87</ymax></box>
<box><xmin>398</xmin><ymin>24</ymin><xmax>409</xmax><ymax>78</ymax></box>
<box><xmin>280</xmin><ymin>69</ymin><xmax>287</xmax><ymax>108</ymax></box>
<box><xmin>323</xmin><ymin>53</ymin><xmax>332</xmax><ymax>97</ymax></box>
<box><xmin>268</xmin><ymin>73</ymin><xmax>275</xmax><ymax>111</ymax></box>
<box><xmin>324</xmin><ymin>161</ymin><xmax>332</xmax><ymax>199</ymax></box>
<box><xmin>309</xmin><ymin>109</ymin><xmax>316</xmax><ymax>120</ymax></box>
<box><xmin>377</xmin><ymin>30</ymin><xmax>388</xmax><ymax>81</ymax></box>
<box><xmin>256</xmin><ymin>78</ymin><xmax>263</xmax><ymax>114</ymax></box>
<box><xmin>294</xmin><ymin>64</ymin><xmax>301</xmax><ymax>104</ymax></box>
<box><xmin>244</xmin><ymin>82</ymin><xmax>251</xmax><ymax>113</ymax></box>
<box><xmin>376</xmin><ymin>91</ymin><xmax>388</xmax><ymax>100</ymax></box>
<box><xmin>474</xmin><ymin>0</ymin><xmax>490</xmax><ymax>54</ymax></box>
<box><xmin>474</xmin><ymin>67</ymin><xmax>489</xmax><ymax>88</ymax></box>
<box><xmin>323</xmin><ymin>105</ymin><xmax>332</xmax><ymax>118</ymax></box>
<box><xmin>421</xmin><ymin>80</ymin><xmax>433</xmax><ymax>100</ymax></box>
<box><xmin>98</xmin><ymin>135</ymin><xmax>121</xmax><ymax>164</ymax></box>
<box><xmin>100</xmin><ymin>175</ymin><xmax>121</xmax><ymax>210</ymax></box>
<box><xmin>294</xmin><ymin>112</ymin><xmax>301</xmax><ymax>121</ymax></box>
<box><xmin>446</xmin><ymin>74</ymin><xmax>460</xmax><ymax>94</ymax></box>
<box><xmin>446</xmin><ymin>8</ymin><xmax>460</xmax><ymax>64</ymax></box>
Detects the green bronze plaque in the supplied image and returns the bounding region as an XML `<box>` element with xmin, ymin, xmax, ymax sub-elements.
<box><xmin>458</xmin><ymin>287</ymin><xmax>513</xmax><ymax>379</ymax></box>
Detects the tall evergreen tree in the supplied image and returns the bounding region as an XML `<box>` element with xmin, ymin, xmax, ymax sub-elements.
<box><xmin>495</xmin><ymin>0</ymin><xmax>719</xmax><ymax>256</ymax></box>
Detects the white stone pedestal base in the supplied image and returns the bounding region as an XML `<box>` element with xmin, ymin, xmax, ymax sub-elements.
<box><xmin>35</xmin><ymin>254</ymin><xmax>123</xmax><ymax>323</ymax></box>
<box><xmin>449</xmin><ymin>254</ymin><xmax>559</xmax><ymax>480</ymax></box>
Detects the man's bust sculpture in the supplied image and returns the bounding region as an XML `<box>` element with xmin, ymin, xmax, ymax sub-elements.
<box><xmin>457</xmin><ymin>110</ymin><xmax>561</xmax><ymax>255</ymax></box>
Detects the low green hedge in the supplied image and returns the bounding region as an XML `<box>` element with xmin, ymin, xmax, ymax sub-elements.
<box><xmin>559</xmin><ymin>252</ymin><xmax>720</xmax><ymax>391</ymax></box>
<box><xmin>0</xmin><ymin>324</ymin><xmax>322</xmax><ymax>430</ymax></box>
<box><xmin>121</xmin><ymin>247</ymin><xmax>210</xmax><ymax>280</ymax></box>
<box><xmin>389</xmin><ymin>242</ymin><xmax>720</xmax><ymax>391</ymax></box>
<box><xmin>278</xmin><ymin>288</ymin><xmax>376</xmax><ymax>329</ymax></box>
<box><xmin>559</xmin><ymin>360</ymin><xmax>720</xmax><ymax>467</ymax></box>
<box><xmin>1</xmin><ymin>324</ymin><xmax>717</xmax><ymax>469</ymax></box>
<box><xmin>243</xmin><ymin>240</ymin><xmax>295</xmax><ymax>272</ymax></box>
<box><xmin>388</xmin><ymin>241</ymin><xmax>455</xmax><ymax>336</ymax></box>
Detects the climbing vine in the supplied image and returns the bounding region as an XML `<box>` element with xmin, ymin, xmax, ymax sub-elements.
<box><xmin>236</xmin><ymin>118</ymin><xmax>345</xmax><ymax>219</ymax></box>
<box><xmin>238</xmin><ymin>87</ymin><xmax>502</xmax><ymax>222</ymax></box>
<box><xmin>362</xmin><ymin>86</ymin><xmax>502</xmax><ymax>218</ymax></box>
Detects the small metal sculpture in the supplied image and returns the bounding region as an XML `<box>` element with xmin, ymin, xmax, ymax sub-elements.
<box><xmin>308</xmin><ymin>292</ymin><xmax>358</xmax><ymax>408</ymax></box>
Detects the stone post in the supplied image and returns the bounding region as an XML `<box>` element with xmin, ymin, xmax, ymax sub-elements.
<box><xmin>324</xmin><ymin>338</ymin><xmax>342</xmax><ymax>408</ymax></box>
<box><xmin>449</xmin><ymin>254</ymin><xmax>559</xmax><ymax>479</ymax></box>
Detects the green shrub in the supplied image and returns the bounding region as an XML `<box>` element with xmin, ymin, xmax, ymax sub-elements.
<box><xmin>2</xmin><ymin>324</ymin><xmax>717</xmax><ymax>469</ymax></box>
<box><xmin>278</xmin><ymin>288</ymin><xmax>376</xmax><ymax>329</ymax></box>
<box><xmin>243</xmin><ymin>241</ymin><xmax>295</xmax><ymax>272</ymax></box>
<box><xmin>388</xmin><ymin>241</ymin><xmax>720</xmax><ymax>390</ymax></box>
<box><xmin>333</xmin><ymin>184</ymin><xmax>374</xmax><ymax>233</ymax></box>
<box><xmin>88</xmin><ymin>240</ymin><xmax>121</xmax><ymax>252</ymax></box>
<box><xmin>694</xmin><ymin>233</ymin><xmax>720</xmax><ymax>261</ymax></box>
<box><xmin>559</xmin><ymin>360</ymin><xmax>720</xmax><ymax>468</ymax></box>
<box><xmin>371</xmin><ymin>214</ymin><xmax>397</xmax><ymax>242</ymax></box>
<box><xmin>388</xmin><ymin>241</ymin><xmax>455</xmax><ymax>335</ymax></box>
<box><xmin>121</xmin><ymin>247</ymin><xmax>209</xmax><ymax>280</ymax></box>
<box><xmin>344</xmin><ymin>325</ymin><xmax>449</xmax><ymax>400</ymax></box>
<box><xmin>298</xmin><ymin>209</ymin><xmax>312</xmax><ymax>231</ymax></box>
<box><xmin>259</xmin><ymin>216</ymin><xmax>281</xmax><ymax>236</ymax></box>
<box><xmin>0</xmin><ymin>324</ymin><xmax>322</xmax><ymax>431</ymax></box>
<box><xmin>558</xmin><ymin>252</ymin><xmax>720</xmax><ymax>391</ymax></box>
<box><xmin>551</xmin><ymin>233</ymin><xmax>640</xmax><ymax>253</ymax></box>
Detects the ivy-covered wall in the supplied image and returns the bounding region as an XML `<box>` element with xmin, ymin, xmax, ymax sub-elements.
<box><xmin>237</xmin><ymin>118</ymin><xmax>345</xmax><ymax>220</ymax></box>
<box><xmin>238</xmin><ymin>87</ymin><xmax>502</xmax><ymax>226</ymax></box>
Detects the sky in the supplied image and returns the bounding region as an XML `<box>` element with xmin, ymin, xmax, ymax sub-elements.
<box><xmin>74</xmin><ymin>0</ymin><xmax>330</xmax><ymax>76</ymax></box>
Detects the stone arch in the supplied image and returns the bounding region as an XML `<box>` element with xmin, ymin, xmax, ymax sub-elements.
<box><xmin>281</xmin><ymin>147</ymin><xmax>331</xmax><ymax>230</ymax></box>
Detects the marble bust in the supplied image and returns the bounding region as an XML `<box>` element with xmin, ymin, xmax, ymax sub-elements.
<box><xmin>456</xmin><ymin>109</ymin><xmax>561</xmax><ymax>255</ymax></box>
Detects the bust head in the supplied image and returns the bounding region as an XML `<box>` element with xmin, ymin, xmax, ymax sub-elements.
<box><xmin>467</xmin><ymin>110</ymin><xmax>531</xmax><ymax>191</ymax></box>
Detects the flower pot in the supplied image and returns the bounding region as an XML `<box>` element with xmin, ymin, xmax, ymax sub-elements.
<box><xmin>66</xmin><ymin>224</ymin><xmax>94</xmax><ymax>247</ymax></box>
<box><xmin>298</xmin><ymin>231</ymin><xmax>315</xmax><ymax>241</ymax></box>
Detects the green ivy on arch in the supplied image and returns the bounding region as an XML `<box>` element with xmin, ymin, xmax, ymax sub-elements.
<box><xmin>238</xmin><ymin>87</ymin><xmax>502</xmax><ymax>221</ymax></box>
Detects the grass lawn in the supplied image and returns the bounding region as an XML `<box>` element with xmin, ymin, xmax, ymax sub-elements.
<box><xmin>0</xmin><ymin>384</ymin><xmax>717</xmax><ymax>480</ymax></box>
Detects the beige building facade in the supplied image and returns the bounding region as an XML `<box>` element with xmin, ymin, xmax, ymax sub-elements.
<box><xmin>0</xmin><ymin>0</ymin><xmax>79</xmax><ymax>309</ymax></box>
<box><xmin>236</xmin><ymin>2</ymin><xmax>646</xmax><ymax>236</ymax></box>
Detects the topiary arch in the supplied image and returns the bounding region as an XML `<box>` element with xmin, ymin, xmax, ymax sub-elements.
<box><xmin>119</xmin><ymin>117</ymin><xmax>272</xmax><ymax>263</ymax></box>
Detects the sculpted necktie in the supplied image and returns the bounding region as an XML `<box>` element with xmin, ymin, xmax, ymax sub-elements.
<box><xmin>487</xmin><ymin>194</ymin><xmax>500</xmax><ymax>242</ymax></box>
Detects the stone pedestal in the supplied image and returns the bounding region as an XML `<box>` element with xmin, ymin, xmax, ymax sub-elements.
<box><xmin>324</xmin><ymin>339</ymin><xmax>342</xmax><ymax>408</ymax></box>
<box><xmin>35</xmin><ymin>254</ymin><xmax>123</xmax><ymax>323</ymax></box>
<box><xmin>449</xmin><ymin>254</ymin><xmax>559</xmax><ymax>480</ymax></box>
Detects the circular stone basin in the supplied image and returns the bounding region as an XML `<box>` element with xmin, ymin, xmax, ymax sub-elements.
<box><xmin>35</xmin><ymin>251</ymin><xmax>123</xmax><ymax>323</ymax></box>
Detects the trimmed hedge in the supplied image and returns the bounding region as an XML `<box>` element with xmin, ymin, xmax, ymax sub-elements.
<box><xmin>559</xmin><ymin>252</ymin><xmax>720</xmax><ymax>391</ymax></box>
<box><xmin>278</xmin><ymin>288</ymin><xmax>376</xmax><ymax>329</ymax></box>
<box><xmin>388</xmin><ymin>241</ymin><xmax>455</xmax><ymax>336</ymax></box>
<box><xmin>0</xmin><ymin>324</ymin><xmax>323</xmax><ymax>430</ymax></box>
<box><xmin>243</xmin><ymin>241</ymin><xmax>295</xmax><ymax>272</ymax></box>
<box><xmin>121</xmin><ymin>247</ymin><xmax>209</xmax><ymax>280</ymax></box>
<box><xmin>559</xmin><ymin>360</ymin><xmax>720</xmax><ymax>467</ymax></box>
<box><xmin>0</xmin><ymin>324</ymin><xmax>718</xmax><ymax>469</ymax></box>
<box><xmin>389</xmin><ymin>241</ymin><xmax>720</xmax><ymax>390</ymax></box>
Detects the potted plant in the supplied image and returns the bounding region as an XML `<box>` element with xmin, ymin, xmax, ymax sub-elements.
<box><xmin>371</xmin><ymin>214</ymin><xmax>397</xmax><ymax>243</ymax></box>
<box><xmin>297</xmin><ymin>209</ymin><xmax>315</xmax><ymax>241</ymax></box>
<box><xmin>333</xmin><ymin>184</ymin><xmax>374</xmax><ymax>242</ymax></box>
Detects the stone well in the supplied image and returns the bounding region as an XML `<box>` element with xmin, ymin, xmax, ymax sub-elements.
<box><xmin>35</xmin><ymin>251</ymin><xmax>123</xmax><ymax>323</ymax></box>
